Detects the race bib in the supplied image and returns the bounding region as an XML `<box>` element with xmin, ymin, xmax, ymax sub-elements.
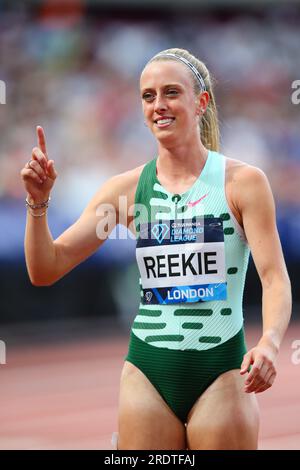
<box><xmin>136</xmin><ymin>218</ymin><xmax>227</xmax><ymax>305</ymax></box>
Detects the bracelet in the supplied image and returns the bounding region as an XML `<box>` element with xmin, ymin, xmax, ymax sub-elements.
<box><xmin>25</xmin><ymin>196</ymin><xmax>51</xmax><ymax>209</ymax></box>
<box><xmin>27</xmin><ymin>208</ymin><xmax>48</xmax><ymax>217</ymax></box>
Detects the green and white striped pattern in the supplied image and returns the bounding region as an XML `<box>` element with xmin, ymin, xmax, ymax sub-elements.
<box><xmin>133</xmin><ymin>151</ymin><xmax>250</xmax><ymax>351</ymax></box>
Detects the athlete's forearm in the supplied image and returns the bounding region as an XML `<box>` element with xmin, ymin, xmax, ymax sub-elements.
<box><xmin>259</xmin><ymin>275</ymin><xmax>292</xmax><ymax>351</ymax></box>
<box><xmin>24</xmin><ymin>194</ymin><xmax>57</xmax><ymax>286</ymax></box>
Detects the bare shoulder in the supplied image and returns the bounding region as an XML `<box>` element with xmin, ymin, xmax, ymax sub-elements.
<box><xmin>226</xmin><ymin>157</ymin><xmax>268</xmax><ymax>185</ymax></box>
<box><xmin>92</xmin><ymin>163</ymin><xmax>146</xmax><ymax>210</ymax></box>
<box><xmin>107</xmin><ymin>164</ymin><xmax>145</xmax><ymax>193</ymax></box>
<box><xmin>226</xmin><ymin>157</ymin><xmax>271</xmax><ymax>197</ymax></box>
<box><xmin>225</xmin><ymin>158</ymin><xmax>273</xmax><ymax>224</ymax></box>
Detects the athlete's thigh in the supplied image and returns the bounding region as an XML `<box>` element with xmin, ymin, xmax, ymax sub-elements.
<box><xmin>186</xmin><ymin>369</ymin><xmax>260</xmax><ymax>450</ymax></box>
<box><xmin>117</xmin><ymin>361</ymin><xmax>186</xmax><ymax>450</ymax></box>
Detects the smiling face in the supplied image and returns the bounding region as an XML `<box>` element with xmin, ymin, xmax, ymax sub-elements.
<box><xmin>140</xmin><ymin>60</ymin><xmax>205</xmax><ymax>145</ymax></box>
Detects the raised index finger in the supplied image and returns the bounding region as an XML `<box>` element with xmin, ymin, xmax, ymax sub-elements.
<box><xmin>36</xmin><ymin>126</ymin><xmax>48</xmax><ymax>158</ymax></box>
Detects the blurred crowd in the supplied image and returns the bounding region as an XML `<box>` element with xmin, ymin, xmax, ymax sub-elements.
<box><xmin>0</xmin><ymin>5</ymin><xmax>300</xmax><ymax>262</ymax></box>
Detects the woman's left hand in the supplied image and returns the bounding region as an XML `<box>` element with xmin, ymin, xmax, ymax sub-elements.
<box><xmin>240</xmin><ymin>336</ymin><xmax>278</xmax><ymax>394</ymax></box>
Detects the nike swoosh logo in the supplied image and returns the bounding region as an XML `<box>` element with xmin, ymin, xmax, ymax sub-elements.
<box><xmin>187</xmin><ymin>193</ymin><xmax>209</xmax><ymax>207</ymax></box>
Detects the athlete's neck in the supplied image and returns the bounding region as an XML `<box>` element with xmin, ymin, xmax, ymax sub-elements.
<box><xmin>156</xmin><ymin>140</ymin><xmax>208</xmax><ymax>184</ymax></box>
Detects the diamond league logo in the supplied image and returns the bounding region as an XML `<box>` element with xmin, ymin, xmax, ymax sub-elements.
<box><xmin>151</xmin><ymin>223</ymin><xmax>169</xmax><ymax>244</ymax></box>
<box><xmin>145</xmin><ymin>291</ymin><xmax>153</xmax><ymax>302</ymax></box>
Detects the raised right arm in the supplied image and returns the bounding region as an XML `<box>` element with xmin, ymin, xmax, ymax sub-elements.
<box><xmin>24</xmin><ymin>174</ymin><xmax>124</xmax><ymax>286</ymax></box>
<box><xmin>22</xmin><ymin>126</ymin><xmax>142</xmax><ymax>286</ymax></box>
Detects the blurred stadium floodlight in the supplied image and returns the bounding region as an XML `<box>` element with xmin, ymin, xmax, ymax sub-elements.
<box><xmin>0</xmin><ymin>340</ymin><xmax>6</xmax><ymax>365</ymax></box>
<box><xmin>0</xmin><ymin>80</ymin><xmax>6</xmax><ymax>105</ymax></box>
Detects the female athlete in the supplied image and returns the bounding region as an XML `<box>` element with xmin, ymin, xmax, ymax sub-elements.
<box><xmin>21</xmin><ymin>48</ymin><xmax>292</xmax><ymax>450</ymax></box>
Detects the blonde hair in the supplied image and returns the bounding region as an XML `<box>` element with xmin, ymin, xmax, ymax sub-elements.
<box><xmin>148</xmin><ymin>48</ymin><xmax>220</xmax><ymax>152</ymax></box>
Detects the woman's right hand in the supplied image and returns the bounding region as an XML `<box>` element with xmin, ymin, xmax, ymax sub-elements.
<box><xmin>20</xmin><ymin>126</ymin><xmax>58</xmax><ymax>203</ymax></box>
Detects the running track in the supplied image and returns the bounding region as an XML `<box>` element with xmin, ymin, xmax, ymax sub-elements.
<box><xmin>0</xmin><ymin>322</ymin><xmax>299</xmax><ymax>449</ymax></box>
